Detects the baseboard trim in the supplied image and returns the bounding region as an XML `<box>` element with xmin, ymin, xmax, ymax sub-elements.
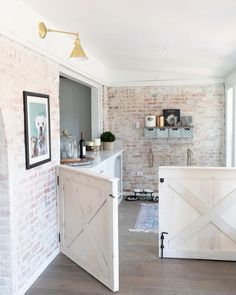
<box><xmin>15</xmin><ymin>248</ymin><xmax>60</xmax><ymax>295</ymax></box>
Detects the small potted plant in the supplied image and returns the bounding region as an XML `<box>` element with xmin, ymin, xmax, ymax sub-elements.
<box><xmin>100</xmin><ymin>131</ymin><xmax>116</xmax><ymax>150</ymax></box>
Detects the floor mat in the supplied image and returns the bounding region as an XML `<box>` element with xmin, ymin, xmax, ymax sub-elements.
<box><xmin>129</xmin><ymin>203</ymin><xmax>159</xmax><ymax>233</ymax></box>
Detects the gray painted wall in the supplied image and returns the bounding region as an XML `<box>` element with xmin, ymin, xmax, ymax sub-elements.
<box><xmin>59</xmin><ymin>77</ymin><xmax>91</xmax><ymax>141</ymax></box>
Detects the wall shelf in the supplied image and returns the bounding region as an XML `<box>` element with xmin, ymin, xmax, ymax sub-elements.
<box><xmin>144</xmin><ymin>126</ymin><xmax>194</xmax><ymax>139</ymax></box>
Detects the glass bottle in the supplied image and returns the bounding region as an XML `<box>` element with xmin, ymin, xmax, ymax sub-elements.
<box><xmin>79</xmin><ymin>132</ymin><xmax>86</xmax><ymax>158</ymax></box>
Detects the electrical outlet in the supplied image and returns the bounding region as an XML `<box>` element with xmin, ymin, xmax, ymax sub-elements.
<box><xmin>137</xmin><ymin>171</ymin><xmax>144</xmax><ymax>176</ymax></box>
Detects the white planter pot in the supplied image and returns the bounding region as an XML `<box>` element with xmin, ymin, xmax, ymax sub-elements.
<box><xmin>103</xmin><ymin>142</ymin><xmax>114</xmax><ymax>150</ymax></box>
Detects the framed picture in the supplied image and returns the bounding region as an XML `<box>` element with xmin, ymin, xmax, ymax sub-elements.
<box><xmin>163</xmin><ymin>109</ymin><xmax>181</xmax><ymax>126</ymax></box>
<box><xmin>23</xmin><ymin>91</ymin><xmax>51</xmax><ymax>169</ymax></box>
<box><xmin>181</xmin><ymin>116</ymin><xmax>193</xmax><ymax>126</ymax></box>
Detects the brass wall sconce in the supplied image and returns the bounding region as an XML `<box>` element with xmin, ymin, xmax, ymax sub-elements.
<box><xmin>38</xmin><ymin>22</ymin><xmax>87</xmax><ymax>59</ymax></box>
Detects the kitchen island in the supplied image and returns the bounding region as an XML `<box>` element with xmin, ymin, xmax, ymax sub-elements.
<box><xmin>61</xmin><ymin>149</ymin><xmax>123</xmax><ymax>203</ymax></box>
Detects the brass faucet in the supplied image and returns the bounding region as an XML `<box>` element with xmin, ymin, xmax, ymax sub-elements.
<box><xmin>187</xmin><ymin>148</ymin><xmax>193</xmax><ymax>166</ymax></box>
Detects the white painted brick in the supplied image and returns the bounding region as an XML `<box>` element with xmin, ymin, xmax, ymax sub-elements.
<box><xmin>105</xmin><ymin>84</ymin><xmax>225</xmax><ymax>191</ymax></box>
<box><xmin>0</xmin><ymin>35</ymin><xmax>60</xmax><ymax>295</ymax></box>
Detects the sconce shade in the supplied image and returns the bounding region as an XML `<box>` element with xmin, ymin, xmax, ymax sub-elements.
<box><xmin>38</xmin><ymin>22</ymin><xmax>87</xmax><ymax>59</ymax></box>
<box><xmin>70</xmin><ymin>37</ymin><xmax>87</xmax><ymax>59</ymax></box>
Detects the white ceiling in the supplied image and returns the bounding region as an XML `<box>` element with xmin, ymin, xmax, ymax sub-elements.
<box><xmin>23</xmin><ymin>0</ymin><xmax>236</xmax><ymax>80</ymax></box>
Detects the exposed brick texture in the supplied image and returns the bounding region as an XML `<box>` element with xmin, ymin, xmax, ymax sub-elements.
<box><xmin>0</xmin><ymin>35</ymin><xmax>60</xmax><ymax>295</ymax></box>
<box><xmin>105</xmin><ymin>85</ymin><xmax>225</xmax><ymax>192</ymax></box>
<box><xmin>102</xmin><ymin>86</ymin><xmax>109</xmax><ymax>131</ymax></box>
<box><xmin>0</xmin><ymin>109</ymin><xmax>11</xmax><ymax>295</ymax></box>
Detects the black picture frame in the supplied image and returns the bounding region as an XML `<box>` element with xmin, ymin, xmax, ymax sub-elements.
<box><xmin>23</xmin><ymin>91</ymin><xmax>51</xmax><ymax>169</ymax></box>
<box><xmin>163</xmin><ymin>109</ymin><xmax>181</xmax><ymax>126</ymax></box>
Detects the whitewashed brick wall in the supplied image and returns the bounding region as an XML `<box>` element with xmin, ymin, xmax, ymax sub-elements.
<box><xmin>0</xmin><ymin>35</ymin><xmax>60</xmax><ymax>295</ymax></box>
<box><xmin>102</xmin><ymin>86</ymin><xmax>109</xmax><ymax>131</ymax></box>
<box><xmin>106</xmin><ymin>84</ymin><xmax>225</xmax><ymax>191</ymax></box>
<box><xmin>0</xmin><ymin>109</ymin><xmax>11</xmax><ymax>295</ymax></box>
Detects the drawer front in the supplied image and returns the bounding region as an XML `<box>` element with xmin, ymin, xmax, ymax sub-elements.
<box><xmin>156</xmin><ymin>128</ymin><xmax>168</xmax><ymax>138</ymax></box>
<box><xmin>91</xmin><ymin>162</ymin><xmax>107</xmax><ymax>175</ymax></box>
<box><xmin>91</xmin><ymin>158</ymin><xmax>115</xmax><ymax>176</ymax></box>
<box><xmin>181</xmin><ymin>128</ymin><xmax>193</xmax><ymax>138</ymax></box>
<box><xmin>169</xmin><ymin>128</ymin><xmax>181</xmax><ymax>138</ymax></box>
<box><xmin>144</xmin><ymin>128</ymin><xmax>157</xmax><ymax>139</ymax></box>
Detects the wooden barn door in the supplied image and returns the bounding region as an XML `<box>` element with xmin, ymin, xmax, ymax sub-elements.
<box><xmin>58</xmin><ymin>165</ymin><xmax>119</xmax><ymax>292</ymax></box>
<box><xmin>159</xmin><ymin>167</ymin><xmax>236</xmax><ymax>261</ymax></box>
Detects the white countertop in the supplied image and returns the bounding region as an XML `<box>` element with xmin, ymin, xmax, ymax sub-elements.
<box><xmin>64</xmin><ymin>149</ymin><xmax>123</xmax><ymax>169</ymax></box>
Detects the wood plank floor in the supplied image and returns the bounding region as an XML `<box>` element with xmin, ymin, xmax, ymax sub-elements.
<box><xmin>26</xmin><ymin>201</ymin><xmax>236</xmax><ymax>295</ymax></box>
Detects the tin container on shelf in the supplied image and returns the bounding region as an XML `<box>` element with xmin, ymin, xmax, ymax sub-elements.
<box><xmin>157</xmin><ymin>116</ymin><xmax>164</xmax><ymax>127</ymax></box>
<box><xmin>145</xmin><ymin>115</ymin><xmax>156</xmax><ymax>127</ymax></box>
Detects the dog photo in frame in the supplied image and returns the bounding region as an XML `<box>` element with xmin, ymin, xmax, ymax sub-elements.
<box><xmin>23</xmin><ymin>91</ymin><xmax>51</xmax><ymax>169</ymax></box>
<box><xmin>163</xmin><ymin>109</ymin><xmax>181</xmax><ymax>126</ymax></box>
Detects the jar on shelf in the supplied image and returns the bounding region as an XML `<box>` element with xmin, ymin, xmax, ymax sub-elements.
<box><xmin>60</xmin><ymin>129</ymin><xmax>78</xmax><ymax>159</ymax></box>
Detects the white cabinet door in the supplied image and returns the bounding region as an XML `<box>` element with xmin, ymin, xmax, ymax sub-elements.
<box><xmin>159</xmin><ymin>167</ymin><xmax>236</xmax><ymax>261</ymax></box>
<box><xmin>58</xmin><ymin>165</ymin><xmax>119</xmax><ymax>292</ymax></box>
